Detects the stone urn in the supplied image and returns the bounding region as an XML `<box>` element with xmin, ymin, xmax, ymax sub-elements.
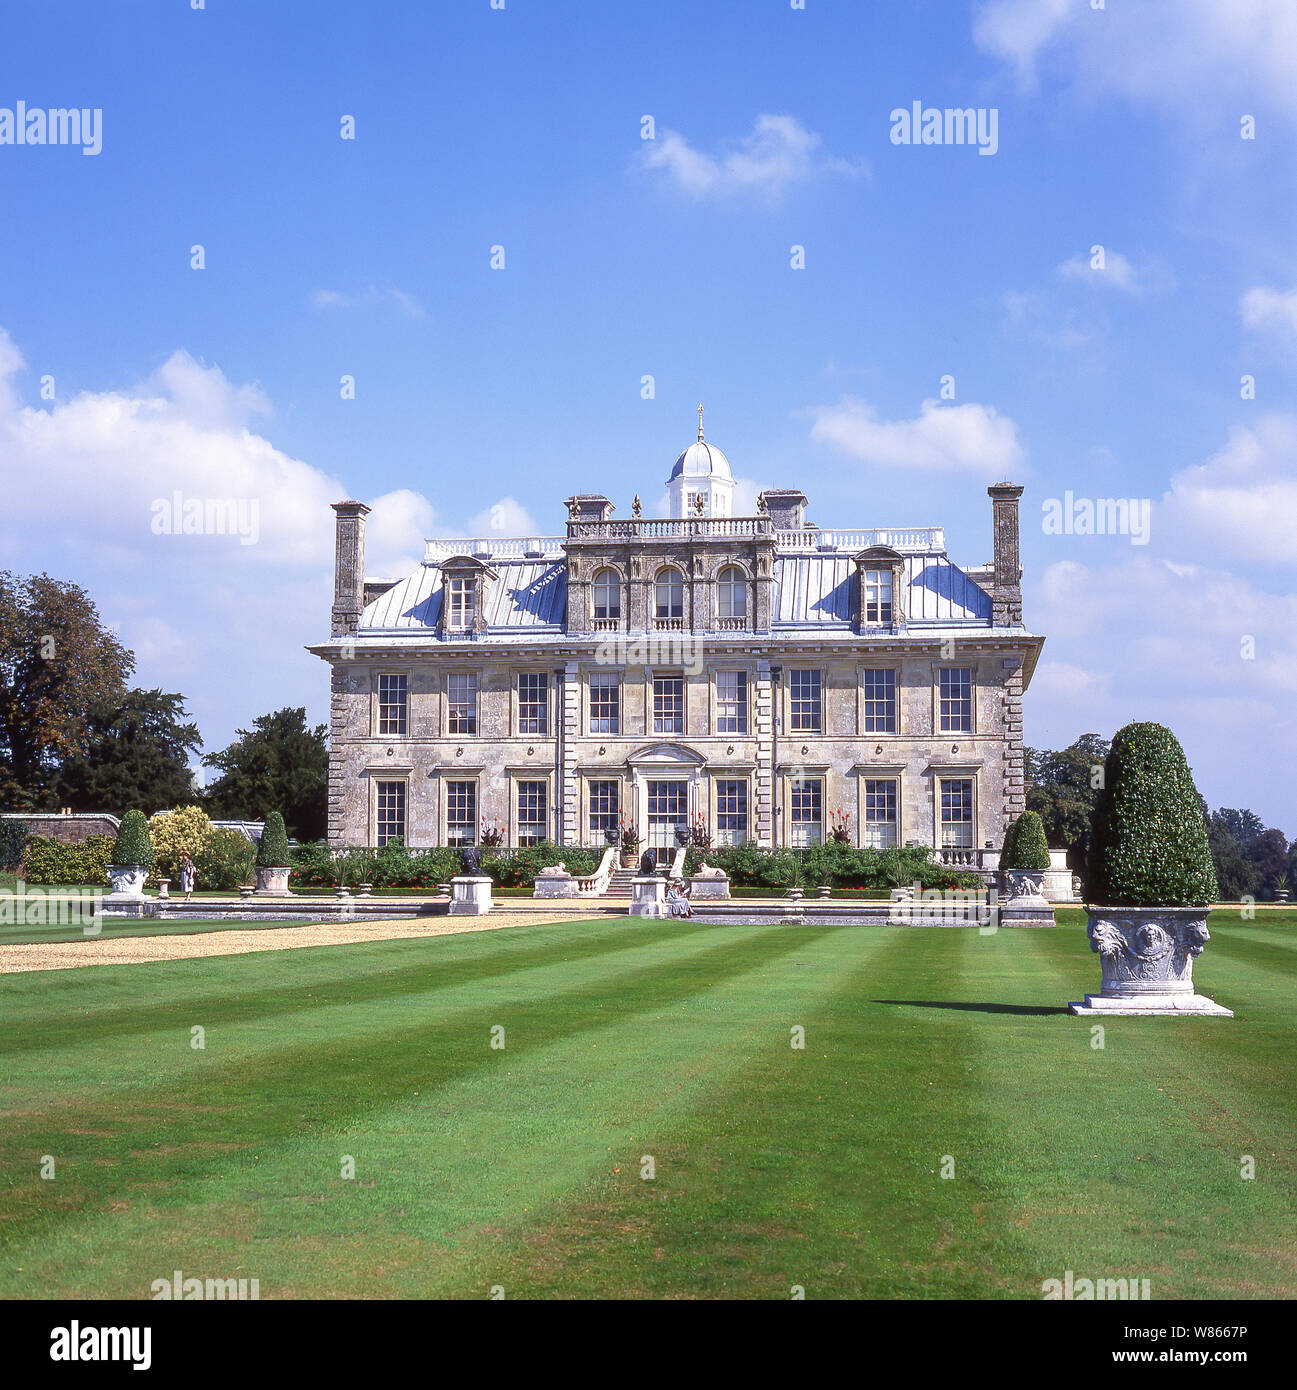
<box><xmin>106</xmin><ymin>865</ymin><xmax>149</xmax><ymax>898</ymax></box>
<box><xmin>816</xmin><ymin>884</ymin><xmax>832</xmax><ymax>899</ymax></box>
<box><xmin>620</xmin><ymin>847</ymin><xmax>639</xmax><ymax>869</ymax></box>
<box><xmin>255</xmin><ymin>866</ymin><xmax>292</xmax><ymax>896</ymax></box>
<box><xmin>786</xmin><ymin>885</ymin><xmax>804</xmax><ymax>902</ymax></box>
<box><xmin>1068</xmin><ymin>907</ymin><xmax>1233</xmax><ymax>1016</ymax></box>
<box><xmin>1276</xmin><ymin>888</ymin><xmax>1291</xmax><ymax>904</ymax></box>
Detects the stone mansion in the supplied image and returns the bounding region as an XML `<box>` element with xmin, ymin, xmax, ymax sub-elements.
<box><xmin>310</xmin><ymin>415</ymin><xmax>1044</xmax><ymax>860</ymax></box>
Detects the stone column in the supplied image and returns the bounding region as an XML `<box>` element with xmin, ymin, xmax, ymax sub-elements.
<box><xmin>331</xmin><ymin>500</ymin><xmax>371</xmax><ymax>637</ymax></box>
<box><xmin>987</xmin><ymin>483</ymin><xmax>1023</xmax><ymax>627</ymax></box>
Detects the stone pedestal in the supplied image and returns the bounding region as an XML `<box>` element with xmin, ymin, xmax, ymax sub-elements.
<box><xmin>533</xmin><ymin>865</ymin><xmax>576</xmax><ymax>898</ymax></box>
<box><xmin>1069</xmin><ymin>906</ymin><xmax>1233</xmax><ymax>1017</ymax></box>
<box><xmin>630</xmin><ymin>876</ymin><xmax>666</xmax><ymax>918</ymax></box>
<box><xmin>998</xmin><ymin>871</ymin><xmax>1056</xmax><ymax>928</ymax></box>
<box><xmin>101</xmin><ymin>864</ymin><xmax>151</xmax><ymax>916</ymax></box>
<box><xmin>1041</xmin><ymin>850</ymin><xmax>1077</xmax><ymax>903</ymax></box>
<box><xmin>688</xmin><ymin>866</ymin><xmax>731</xmax><ymax>900</ymax></box>
<box><xmin>449</xmin><ymin>875</ymin><xmax>494</xmax><ymax>916</ymax></box>
<box><xmin>255</xmin><ymin>866</ymin><xmax>292</xmax><ymax>896</ymax></box>
<box><xmin>155</xmin><ymin>879</ymin><xmax>171</xmax><ymax>899</ymax></box>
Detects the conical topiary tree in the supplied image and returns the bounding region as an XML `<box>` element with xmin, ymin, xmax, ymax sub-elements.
<box><xmin>257</xmin><ymin>811</ymin><xmax>290</xmax><ymax>869</ymax></box>
<box><xmin>1002</xmin><ymin>810</ymin><xmax>1050</xmax><ymax>871</ymax></box>
<box><xmin>1084</xmin><ymin>722</ymin><xmax>1218</xmax><ymax>907</ymax></box>
<box><xmin>999</xmin><ymin>815</ymin><xmax>1021</xmax><ymax>871</ymax></box>
<box><xmin>112</xmin><ymin>809</ymin><xmax>155</xmax><ymax>868</ymax></box>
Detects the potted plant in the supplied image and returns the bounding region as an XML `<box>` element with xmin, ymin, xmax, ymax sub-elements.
<box><xmin>618</xmin><ymin>816</ymin><xmax>641</xmax><ymax>869</ymax></box>
<box><xmin>106</xmin><ymin>809</ymin><xmax>155</xmax><ymax>900</ymax></box>
<box><xmin>1275</xmin><ymin>872</ymin><xmax>1290</xmax><ymax>904</ymax></box>
<box><xmin>254</xmin><ymin>811</ymin><xmax>292</xmax><ymax>895</ymax></box>
<box><xmin>1069</xmin><ymin>722</ymin><xmax>1231</xmax><ymax>1017</ymax></box>
<box><xmin>829</xmin><ymin>810</ymin><xmax>852</xmax><ymax>845</ymax></box>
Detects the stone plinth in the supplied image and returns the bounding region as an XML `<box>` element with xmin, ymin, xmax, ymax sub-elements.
<box><xmin>449</xmin><ymin>875</ymin><xmax>494</xmax><ymax>916</ymax></box>
<box><xmin>1069</xmin><ymin>906</ymin><xmax>1233</xmax><ymax>1017</ymax></box>
<box><xmin>533</xmin><ymin>865</ymin><xmax>576</xmax><ymax>898</ymax></box>
<box><xmin>688</xmin><ymin>866</ymin><xmax>730</xmax><ymax>900</ymax></box>
<box><xmin>255</xmin><ymin>866</ymin><xmax>292</xmax><ymax>896</ymax></box>
<box><xmin>1041</xmin><ymin>850</ymin><xmax>1077</xmax><ymax>902</ymax></box>
<box><xmin>998</xmin><ymin>871</ymin><xmax>1055</xmax><ymax>928</ymax></box>
<box><xmin>630</xmin><ymin>876</ymin><xmax>666</xmax><ymax>918</ymax></box>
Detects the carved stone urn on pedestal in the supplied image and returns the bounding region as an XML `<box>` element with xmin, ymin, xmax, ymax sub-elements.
<box><xmin>1068</xmin><ymin>907</ymin><xmax>1232</xmax><ymax>1016</ymax></box>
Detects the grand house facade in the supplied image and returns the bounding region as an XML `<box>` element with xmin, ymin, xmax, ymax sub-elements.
<box><xmin>310</xmin><ymin>416</ymin><xmax>1044</xmax><ymax>860</ymax></box>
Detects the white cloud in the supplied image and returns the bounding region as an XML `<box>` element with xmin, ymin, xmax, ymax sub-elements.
<box><xmin>1161</xmin><ymin>413</ymin><xmax>1297</xmax><ymax>565</ymax></box>
<box><xmin>1240</xmin><ymin>285</ymin><xmax>1297</xmax><ymax>340</ymax></box>
<box><xmin>465</xmin><ymin>496</ymin><xmax>538</xmax><ymax>537</ymax></box>
<box><xmin>365</xmin><ymin>489</ymin><xmax>439</xmax><ymax>577</ymax></box>
<box><xmin>1056</xmin><ymin>249</ymin><xmax>1171</xmax><ymax>296</ymax></box>
<box><xmin>974</xmin><ymin>0</ymin><xmax>1297</xmax><ymax>122</ymax></box>
<box><xmin>809</xmin><ymin>397</ymin><xmax>1025</xmax><ymax>475</ymax></box>
<box><xmin>310</xmin><ymin>286</ymin><xmax>426</xmax><ymax>319</ymax></box>
<box><xmin>641</xmin><ymin>115</ymin><xmax>864</xmax><ymax>199</ymax></box>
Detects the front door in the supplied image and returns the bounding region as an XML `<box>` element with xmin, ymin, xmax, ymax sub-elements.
<box><xmin>647</xmin><ymin>780</ymin><xmax>689</xmax><ymax>851</ymax></box>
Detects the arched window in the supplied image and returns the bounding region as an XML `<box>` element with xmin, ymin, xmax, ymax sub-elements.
<box><xmin>593</xmin><ymin>569</ymin><xmax>621</xmax><ymax>621</ymax></box>
<box><xmin>655</xmin><ymin>568</ymin><xmax>684</xmax><ymax>620</ymax></box>
<box><xmin>717</xmin><ymin>566</ymin><xmax>747</xmax><ymax>619</ymax></box>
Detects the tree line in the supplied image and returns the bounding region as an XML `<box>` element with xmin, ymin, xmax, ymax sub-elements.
<box><xmin>0</xmin><ymin>571</ymin><xmax>328</xmax><ymax>839</ymax></box>
<box><xmin>1026</xmin><ymin>734</ymin><xmax>1295</xmax><ymax>901</ymax></box>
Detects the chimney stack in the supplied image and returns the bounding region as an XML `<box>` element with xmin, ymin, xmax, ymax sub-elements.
<box><xmin>331</xmin><ymin>500</ymin><xmax>371</xmax><ymax>636</ymax></box>
<box><xmin>987</xmin><ymin>482</ymin><xmax>1024</xmax><ymax>626</ymax></box>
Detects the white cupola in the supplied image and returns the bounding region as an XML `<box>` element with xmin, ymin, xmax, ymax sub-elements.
<box><xmin>667</xmin><ymin>405</ymin><xmax>734</xmax><ymax>518</ymax></box>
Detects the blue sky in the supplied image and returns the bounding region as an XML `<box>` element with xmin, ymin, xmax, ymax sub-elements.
<box><xmin>1</xmin><ymin>0</ymin><xmax>1294</xmax><ymax>829</ymax></box>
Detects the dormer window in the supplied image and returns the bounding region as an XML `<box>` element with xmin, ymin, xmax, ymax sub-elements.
<box><xmin>863</xmin><ymin>569</ymin><xmax>892</xmax><ymax>624</ymax></box>
<box><xmin>439</xmin><ymin>557</ymin><xmax>495</xmax><ymax>637</ymax></box>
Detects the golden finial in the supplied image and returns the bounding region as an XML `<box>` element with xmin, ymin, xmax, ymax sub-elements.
<box><xmin>697</xmin><ymin>403</ymin><xmax>704</xmax><ymax>441</ymax></box>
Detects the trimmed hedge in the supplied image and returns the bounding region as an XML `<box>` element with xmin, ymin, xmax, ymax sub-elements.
<box><xmin>111</xmin><ymin>810</ymin><xmax>155</xmax><ymax>869</ymax></box>
<box><xmin>1084</xmin><ymin>721</ymin><xmax>1218</xmax><ymax>907</ymax></box>
<box><xmin>289</xmin><ymin>840</ymin><xmax>599</xmax><ymax>892</ymax></box>
<box><xmin>22</xmin><ymin>834</ymin><xmax>113</xmax><ymax>886</ymax></box>
<box><xmin>1002</xmin><ymin>811</ymin><xmax>1050</xmax><ymax>871</ymax></box>
<box><xmin>257</xmin><ymin>811</ymin><xmax>290</xmax><ymax>869</ymax></box>
<box><xmin>683</xmin><ymin>841</ymin><xmax>982</xmax><ymax>892</ymax></box>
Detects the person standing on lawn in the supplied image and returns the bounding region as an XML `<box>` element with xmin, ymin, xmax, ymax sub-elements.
<box><xmin>179</xmin><ymin>853</ymin><xmax>196</xmax><ymax>901</ymax></box>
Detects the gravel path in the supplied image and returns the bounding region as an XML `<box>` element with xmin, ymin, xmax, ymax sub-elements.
<box><xmin>0</xmin><ymin>909</ymin><xmax>618</xmax><ymax>975</ymax></box>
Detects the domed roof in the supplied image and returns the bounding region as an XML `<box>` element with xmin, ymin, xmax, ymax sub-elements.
<box><xmin>669</xmin><ymin>439</ymin><xmax>733</xmax><ymax>482</ymax></box>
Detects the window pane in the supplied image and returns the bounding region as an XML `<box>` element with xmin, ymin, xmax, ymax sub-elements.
<box><xmin>517</xmin><ymin>780</ymin><xmax>547</xmax><ymax>846</ymax></box>
<box><xmin>716</xmin><ymin>670</ymin><xmax>748</xmax><ymax>734</ymax></box>
<box><xmin>715</xmin><ymin>779</ymin><xmax>748</xmax><ymax>846</ymax></box>
<box><xmin>939</xmin><ymin>668</ymin><xmax>972</xmax><ymax>733</ymax></box>
<box><xmin>447</xmin><ymin>672</ymin><xmax>478</xmax><ymax>734</ymax></box>
<box><xmin>376</xmin><ymin>780</ymin><xmax>406</xmax><ymax>847</ymax></box>
<box><xmin>655</xmin><ymin>570</ymin><xmax>683</xmax><ymax>619</ymax></box>
<box><xmin>588</xmin><ymin>780</ymin><xmax>620</xmax><ymax>838</ymax></box>
<box><xmin>940</xmin><ymin>778</ymin><xmax>973</xmax><ymax>847</ymax></box>
<box><xmin>446</xmin><ymin>781</ymin><xmax>476</xmax><ymax>846</ymax></box>
<box><xmin>653</xmin><ymin>675</ymin><xmax>684</xmax><ymax>734</ymax></box>
<box><xmin>589</xmin><ymin>673</ymin><xmax>620</xmax><ymax>734</ymax></box>
<box><xmin>862</xmin><ymin>669</ymin><xmax>896</xmax><ymax>734</ymax></box>
<box><xmin>448</xmin><ymin>577</ymin><xmax>476</xmax><ymax>628</ymax></box>
<box><xmin>863</xmin><ymin>569</ymin><xmax>893</xmax><ymax>624</ymax></box>
<box><xmin>790</xmin><ymin>778</ymin><xmax>822</xmax><ymax>847</ymax></box>
<box><xmin>789</xmin><ymin>669</ymin><xmax>822</xmax><ymax>732</ymax></box>
<box><xmin>517</xmin><ymin>672</ymin><xmax>548</xmax><ymax>735</ymax></box>
<box><xmin>377</xmin><ymin>673</ymin><xmax>408</xmax><ymax>736</ymax></box>
<box><xmin>863</xmin><ymin>778</ymin><xmax>897</xmax><ymax>848</ymax></box>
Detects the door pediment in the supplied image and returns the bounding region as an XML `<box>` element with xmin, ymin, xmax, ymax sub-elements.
<box><xmin>625</xmin><ymin>742</ymin><xmax>708</xmax><ymax>768</ymax></box>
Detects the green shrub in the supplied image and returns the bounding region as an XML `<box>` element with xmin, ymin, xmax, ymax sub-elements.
<box><xmin>257</xmin><ymin>811</ymin><xmax>290</xmax><ymax>868</ymax></box>
<box><xmin>195</xmin><ymin>828</ymin><xmax>256</xmax><ymax>890</ymax></box>
<box><xmin>112</xmin><ymin>810</ymin><xmax>155</xmax><ymax>869</ymax></box>
<box><xmin>0</xmin><ymin>820</ymin><xmax>27</xmax><ymax>872</ymax></box>
<box><xmin>22</xmin><ymin>834</ymin><xmax>113</xmax><ymax>886</ymax></box>
<box><xmin>1084</xmin><ymin>722</ymin><xmax>1218</xmax><ymax>907</ymax></box>
<box><xmin>1002</xmin><ymin>810</ymin><xmax>1050</xmax><ymax>871</ymax></box>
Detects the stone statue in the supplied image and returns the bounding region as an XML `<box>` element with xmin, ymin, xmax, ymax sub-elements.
<box><xmin>632</xmin><ymin>494</ymin><xmax>642</xmax><ymax>518</ymax></box>
<box><xmin>639</xmin><ymin>848</ymin><xmax>657</xmax><ymax>875</ymax></box>
<box><xmin>460</xmin><ymin>845</ymin><xmax>482</xmax><ymax>875</ymax></box>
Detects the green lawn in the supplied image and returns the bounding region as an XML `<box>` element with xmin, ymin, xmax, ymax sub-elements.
<box><xmin>0</xmin><ymin>908</ymin><xmax>1293</xmax><ymax>1299</ymax></box>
